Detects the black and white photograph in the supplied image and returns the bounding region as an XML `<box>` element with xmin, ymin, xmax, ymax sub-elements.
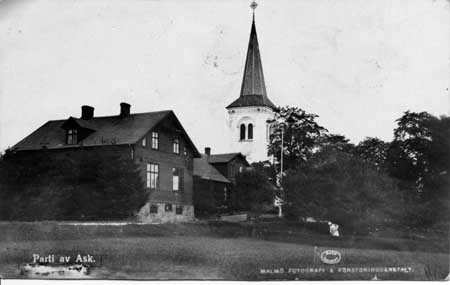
<box><xmin>0</xmin><ymin>0</ymin><xmax>449</xmax><ymax>281</ymax></box>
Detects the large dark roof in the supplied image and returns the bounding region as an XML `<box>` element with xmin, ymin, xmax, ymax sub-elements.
<box><xmin>226</xmin><ymin>19</ymin><xmax>276</xmax><ymax>110</ymax></box>
<box><xmin>12</xmin><ymin>110</ymin><xmax>201</xmax><ymax>157</ymax></box>
<box><xmin>226</xmin><ymin>94</ymin><xmax>276</xmax><ymax>109</ymax></box>
<box><xmin>194</xmin><ymin>155</ymin><xmax>231</xmax><ymax>183</ymax></box>
<box><xmin>207</xmin><ymin>153</ymin><xmax>250</xmax><ymax>166</ymax></box>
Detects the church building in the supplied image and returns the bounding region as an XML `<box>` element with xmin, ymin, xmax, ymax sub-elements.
<box><xmin>226</xmin><ymin>6</ymin><xmax>277</xmax><ymax>163</ymax></box>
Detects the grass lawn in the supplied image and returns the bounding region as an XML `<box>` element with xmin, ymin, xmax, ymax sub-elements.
<box><xmin>0</xmin><ymin>222</ymin><xmax>448</xmax><ymax>280</ymax></box>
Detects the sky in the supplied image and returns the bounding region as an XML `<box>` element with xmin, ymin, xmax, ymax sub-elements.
<box><xmin>0</xmin><ymin>0</ymin><xmax>449</xmax><ymax>154</ymax></box>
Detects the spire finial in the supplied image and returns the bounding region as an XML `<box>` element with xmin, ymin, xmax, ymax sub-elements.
<box><xmin>250</xmin><ymin>0</ymin><xmax>258</xmax><ymax>21</ymax></box>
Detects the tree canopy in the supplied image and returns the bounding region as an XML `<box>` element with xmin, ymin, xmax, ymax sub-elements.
<box><xmin>0</xmin><ymin>149</ymin><xmax>147</xmax><ymax>221</ymax></box>
<box><xmin>283</xmin><ymin>148</ymin><xmax>403</xmax><ymax>234</ymax></box>
<box><xmin>268</xmin><ymin>106</ymin><xmax>327</xmax><ymax>171</ymax></box>
<box><xmin>267</xmin><ymin>107</ymin><xmax>449</xmax><ymax>231</ymax></box>
<box><xmin>355</xmin><ymin>137</ymin><xmax>389</xmax><ymax>170</ymax></box>
<box><xmin>233</xmin><ymin>164</ymin><xmax>275</xmax><ymax>213</ymax></box>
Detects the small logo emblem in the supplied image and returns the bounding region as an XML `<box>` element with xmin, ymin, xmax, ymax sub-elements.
<box><xmin>320</xmin><ymin>250</ymin><xmax>341</xmax><ymax>264</ymax></box>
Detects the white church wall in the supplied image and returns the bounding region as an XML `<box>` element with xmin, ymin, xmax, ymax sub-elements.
<box><xmin>228</xmin><ymin>106</ymin><xmax>275</xmax><ymax>163</ymax></box>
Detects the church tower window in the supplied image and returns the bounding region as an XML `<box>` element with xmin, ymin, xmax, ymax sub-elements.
<box><xmin>240</xmin><ymin>124</ymin><xmax>246</xmax><ymax>140</ymax></box>
<box><xmin>248</xmin><ymin>123</ymin><xmax>253</xmax><ymax>140</ymax></box>
<box><xmin>266</xmin><ymin>123</ymin><xmax>271</xmax><ymax>142</ymax></box>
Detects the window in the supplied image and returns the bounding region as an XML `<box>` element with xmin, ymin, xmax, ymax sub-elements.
<box><xmin>183</xmin><ymin>147</ymin><xmax>187</xmax><ymax>156</ymax></box>
<box><xmin>248</xmin><ymin>123</ymin><xmax>253</xmax><ymax>140</ymax></box>
<box><xmin>172</xmin><ymin>168</ymin><xmax>183</xmax><ymax>191</ymax></box>
<box><xmin>66</xmin><ymin>129</ymin><xmax>78</xmax><ymax>145</ymax></box>
<box><xmin>224</xmin><ymin>187</ymin><xmax>228</xmax><ymax>202</ymax></box>
<box><xmin>151</xmin><ymin>132</ymin><xmax>159</xmax><ymax>149</ymax></box>
<box><xmin>142</xmin><ymin>136</ymin><xmax>147</xmax><ymax>147</ymax></box>
<box><xmin>240</xmin><ymin>124</ymin><xmax>246</xmax><ymax>140</ymax></box>
<box><xmin>130</xmin><ymin>148</ymin><xmax>134</xmax><ymax>160</ymax></box>
<box><xmin>176</xmin><ymin>205</ymin><xmax>183</xmax><ymax>215</ymax></box>
<box><xmin>146</xmin><ymin>163</ymin><xmax>159</xmax><ymax>189</ymax></box>
<box><xmin>173</xmin><ymin>139</ymin><xmax>180</xmax><ymax>154</ymax></box>
<box><xmin>150</xmin><ymin>204</ymin><xmax>158</xmax><ymax>213</ymax></box>
<box><xmin>165</xmin><ymin>203</ymin><xmax>173</xmax><ymax>212</ymax></box>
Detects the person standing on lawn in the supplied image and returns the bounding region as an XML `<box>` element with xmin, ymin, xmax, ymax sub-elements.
<box><xmin>328</xmin><ymin>222</ymin><xmax>340</xmax><ymax>237</ymax></box>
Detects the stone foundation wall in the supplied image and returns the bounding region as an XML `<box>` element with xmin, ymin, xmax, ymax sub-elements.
<box><xmin>137</xmin><ymin>202</ymin><xmax>194</xmax><ymax>223</ymax></box>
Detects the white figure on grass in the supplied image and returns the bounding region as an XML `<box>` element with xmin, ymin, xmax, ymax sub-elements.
<box><xmin>328</xmin><ymin>222</ymin><xmax>340</xmax><ymax>237</ymax></box>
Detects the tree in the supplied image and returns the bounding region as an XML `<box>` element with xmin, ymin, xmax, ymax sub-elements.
<box><xmin>0</xmin><ymin>149</ymin><xmax>147</xmax><ymax>221</ymax></box>
<box><xmin>386</xmin><ymin>111</ymin><xmax>449</xmax><ymax>228</ymax></box>
<box><xmin>233</xmin><ymin>167</ymin><xmax>274</xmax><ymax>213</ymax></box>
<box><xmin>75</xmin><ymin>151</ymin><xmax>148</xmax><ymax>220</ymax></box>
<box><xmin>268</xmin><ymin>106</ymin><xmax>327</xmax><ymax>171</ymax></box>
<box><xmin>387</xmin><ymin>112</ymin><xmax>449</xmax><ymax>197</ymax></box>
<box><xmin>318</xmin><ymin>133</ymin><xmax>355</xmax><ymax>153</ymax></box>
<box><xmin>389</xmin><ymin>111</ymin><xmax>434</xmax><ymax>185</ymax></box>
<box><xmin>283</xmin><ymin>149</ymin><xmax>403</xmax><ymax>234</ymax></box>
<box><xmin>251</xmin><ymin>161</ymin><xmax>277</xmax><ymax>186</ymax></box>
<box><xmin>356</xmin><ymin>137</ymin><xmax>390</xmax><ymax>170</ymax></box>
<box><xmin>193</xmin><ymin>180</ymin><xmax>223</xmax><ymax>217</ymax></box>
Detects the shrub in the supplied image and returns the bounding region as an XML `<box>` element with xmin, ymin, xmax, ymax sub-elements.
<box><xmin>193</xmin><ymin>178</ymin><xmax>218</xmax><ymax>217</ymax></box>
<box><xmin>233</xmin><ymin>167</ymin><xmax>274</xmax><ymax>213</ymax></box>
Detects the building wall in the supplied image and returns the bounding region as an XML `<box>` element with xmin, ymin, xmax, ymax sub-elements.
<box><xmin>227</xmin><ymin>106</ymin><xmax>275</xmax><ymax>163</ymax></box>
<box><xmin>14</xmin><ymin>145</ymin><xmax>133</xmax><ymax>163</ymax></box>
<box><xmin>192</xmin><ymin>176</ymin><xmax>230</xmax><ymax>216</ymax></box>
<box><xmin>137</xmin><ymin>202</ymin><xmax>194</xmax><ymax>223</ymax></box>
<box><xmin>14</xmin><ymin>119</ymin><xmax>197</xmax><ymax>224</ymax></box>
<box><xmin>133</xmin><ymin>119</ymin><xmax>196</xmax><ymax>223</ymax></box>
<box><xmin>210</xmin><ymin>159</ymin><xmax>248</xmax><ymax>185</ymax></box>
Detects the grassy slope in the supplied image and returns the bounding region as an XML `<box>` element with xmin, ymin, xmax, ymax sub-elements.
<box><xmin>0</xmin><ymin>222</ymin><xmax>448</xmax><ymax>280</ymax></box>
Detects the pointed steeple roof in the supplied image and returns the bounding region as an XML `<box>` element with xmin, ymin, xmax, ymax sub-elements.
<box><xmin>227</xmin><ymin>17</ymin><xmax>276</xmax><ymax>110</ymax></box>
<box><xmin>241</xmin><ymin>18</ymin><xmax>266</xmax><ymax>97</ymax></box>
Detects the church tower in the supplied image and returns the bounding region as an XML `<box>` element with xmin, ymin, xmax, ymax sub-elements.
<box><xmin>226</xmin><ymin>2</ymin><xmax>276</xmax><ymax>163</ymax></box>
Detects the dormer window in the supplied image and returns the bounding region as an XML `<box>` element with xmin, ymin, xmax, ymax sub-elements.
<box><xmin>66</xmin><ymin>129</ymin><xmax>78</xmax><ymax>145</ymax></box>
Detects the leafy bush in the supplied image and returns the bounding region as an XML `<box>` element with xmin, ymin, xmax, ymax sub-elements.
<box><xmin>192</xmin><ymin>178</ymin><xmax>219</xmax><ymax>217</ymax></box>
<box><xmin>233</xmin><ymin>167</ymin><xmax>274</xmax><ymax>213</ymax></box>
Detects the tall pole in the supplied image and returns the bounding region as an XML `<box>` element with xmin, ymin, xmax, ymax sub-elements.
<box><xmin>280</xmin><ymin>124</ymin><xmax>284</xmax><ymax>185</ymax></box>
<box><xmin>278</xmin><ymin>124</ymin><xmax>284</xmax><ymax>218</ymax></box>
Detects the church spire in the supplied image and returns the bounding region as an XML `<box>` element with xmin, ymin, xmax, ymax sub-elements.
<box><xmin>240</xmin><ymin>1</ymin><xmax>266</xmax><ymax>97</ymax></box>
<box><xmin>226</xmin><ymin>1</ymin><xmax>276</xmax><ymax>110</ymax></box>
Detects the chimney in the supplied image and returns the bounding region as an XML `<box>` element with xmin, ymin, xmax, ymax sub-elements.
<box><xmin>120</xmin><ymin>102</ymin><xmax>131</xmax><ymax>117</ymax></box>
<box><xmin>81</xmin><ymin>105</ymin><xmax>94</xmax><ymax>120</ymax></box>
<box><xmin>205</xmin><ymin>147</ymin><xmax>211</xmax><ymax>156</ymax></box>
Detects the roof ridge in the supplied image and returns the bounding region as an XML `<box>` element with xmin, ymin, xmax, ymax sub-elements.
<box><xmin>46</xmin><ymin>110</ymin><xmax>173</xmax><ymax>122</ymax></box>
<box><xmin>194</xmin><ymin>155</ymin><xmax>231</xmax><ymax>183</ymax></box>
<box><xmin>10</xmin><ymin>109</ymin><xmax>202</xmax><ymax>157</ymax></box>
<box><xmin>209</xmin><ymin>152</ymin><xmax>241</xmax><ymax>156</ymax></box>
